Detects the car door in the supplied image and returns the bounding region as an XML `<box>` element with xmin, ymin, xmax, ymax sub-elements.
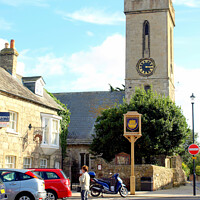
<box><xmin>0</xmin><ymin>171</ymin><xmax>20</xmax><ymax>200</ymax></box>
<box><xmin>44</xmin><ymin>171</ymin><xmax>61</xmax><ymax>190</ymax></box>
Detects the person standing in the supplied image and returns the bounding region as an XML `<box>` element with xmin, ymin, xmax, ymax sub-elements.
<box><xmin>79</xmin><ymin>165</ymin><xmax>90</xmax><ymax>200</ymax></box>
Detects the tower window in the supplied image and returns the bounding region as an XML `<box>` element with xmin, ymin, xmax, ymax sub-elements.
<box><xmin>145</xmin><ymin>23</ymin><xmax>149</xmax><ymax>35</ymax></box>
<box><xmin>144</xmin><ymin>85</ymin><xmax>151</xmax><ymax>93</ymax></box>
<box><xmin>143</xmin><ymin>20</ymin><xmax>150</xmax><ymax>58</ymax></box>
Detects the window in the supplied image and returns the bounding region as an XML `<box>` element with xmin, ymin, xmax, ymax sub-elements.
<box><xmin>40</xmin><ymin>159</ymin><xmax>47</xmax><ymax>168</ymax></box>
<box><xmin>80</xmin><ymin>153</ymin><xmax>90</xmax><ymax>167</ymax></box>
<box><xmin>8</xmin><ymin>111</ymin><xmax>18</xmax><ymax>132</ymax></box>
<box><xmin>41</xmin><ymin>114</ymin><xmax>61</xmax><ymax>146</ymax></box>
<box><xmin>52</xmin><ymin>120</ymin><xmax>59</xmax><ymax>145</ymax></box>
<box><xmin>45</xmin><ymin>172</ymin><xmax>60</xmax><ymax>180</ymax></box>
<box><xmin>170</xmin><ymin>28</ymin><xmax>173</xmax><ymax>74</ymax></box>
<box><xmin>23</xmin><ymin>157</ymin><xmax>32</xmax><ymax>169</ymax></box>
<box><xmin>0</xmin><ymin>171</ymin><xmax>17</xmax><ymax>182</ymax></box>
<box><xmin>143</xmin><ymin>20</ymin><xmax>150</xmax><ymax>58</ymax></box>
<box><xmin>18</xmin><ymin>172</ymin><xmax>32</xmax><ymax>181</ymax></box>
<box><xmin>5</xmin><ymin>156</ymin><xmax>16</xmax><ymax>168</ymax></box>
<box><xmin>55</xmin><ymin>161</ymin><xmax>60</xmax><ymax>169</ymax></box>
<box><xmin>43</xmin><ymin>118</ymin><xmax>50</xmax><ymax>144</ymax></box>
<box><xmin>144</xmin><ymin>85</ymin><xmax>151</xmax><ymax>93</ymax></box>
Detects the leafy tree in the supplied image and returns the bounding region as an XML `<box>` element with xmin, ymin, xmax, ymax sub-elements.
<box><xmin>47</xmin><ymin>91</ymin><xmax>70</xmax><ymax>168</ymax></box>
<box><xmin>90</xmin><ymin>87</ymin><xmax>191</xmax><ymax>163</ymax></box>
<box><xmin>109</xmin><ymin>84</ymin><xmax>125</xmax><ymax>92</ymax></box>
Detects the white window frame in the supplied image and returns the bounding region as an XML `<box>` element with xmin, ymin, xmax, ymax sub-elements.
<box><xmin>51</xmin><ymin>119</ymin><xmax>59</xmax><ymax>146</ymax></box>
<box><xmin>23</xmin><ymin>157</ymin><xmax>32</xmax><ymax>169</ymax></box>
<box><xmin>7</xmin><ymin>111</ymin><xmax>18</xmax><ymax>134</ymax></box>
<box><xmin>55</xmin><ymin>161</ymin><xmax>60</xmax><ymax>169</ymax></box>
<box><xmin>40</xmin><ymin>159</ymin><xmax>47</xmax><ymax>168</ymax></box>
<box><xmin>5</xmin><ymin>156</ymin><xmax>16</xmax><ymax>168</ymax></box>
<box><xmin>41</xmin><ymin>114</ymin><xmax>61</xmax><ymax>147</ymax></box>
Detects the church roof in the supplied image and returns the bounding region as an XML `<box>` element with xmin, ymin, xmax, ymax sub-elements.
<box><xmin>0</xmin><ymin>67</ymin><xmax>61</xmax><ymax>111</ymax></box>
<box><xmin>53</xmin><ymin>91</ymin><xmax>125</xmax><ymax>144</ymax></box>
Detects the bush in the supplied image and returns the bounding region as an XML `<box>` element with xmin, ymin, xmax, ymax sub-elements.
<box><xmin>182</xmin><ymin>162</ymin><xmax>190</xmax><ymax>177</ymax></box>
<box><xmin>196</xmin><ymin>166</ymin><xmax>200</xmax><ymax>176</ymax></box>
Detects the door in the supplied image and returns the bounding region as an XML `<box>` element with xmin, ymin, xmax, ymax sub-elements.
<box><xmin>0</xmin><ymin>171</ymin><xmax>20</xmax><ymax>200</ymax></box>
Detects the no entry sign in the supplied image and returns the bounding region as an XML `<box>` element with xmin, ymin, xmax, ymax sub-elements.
<box><xmin>188</xmin><ymin>144</ymin><xmax>200</xmax><ymax>155</ymax></box>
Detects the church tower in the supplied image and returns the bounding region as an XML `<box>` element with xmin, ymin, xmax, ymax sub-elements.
<box><xmin>124</xmin><ymin>0</ymin><xmax>175</xmax><ymax>101</ymax></box>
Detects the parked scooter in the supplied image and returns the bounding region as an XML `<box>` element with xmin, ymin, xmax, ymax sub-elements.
<box><xmin>89</xmin><ymin>172</ymin><xmax>128</xmax><ymax>198</ymax></box>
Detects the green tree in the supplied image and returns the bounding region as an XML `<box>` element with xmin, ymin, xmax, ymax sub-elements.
<box><xmin>47</xmin><ymin>91</ymin><xmax>70</xmax><ymax>168</ymax></box>
<box><xmin>109</xmin><ymin>84</ymin><xmax>125</xmax><ymax>92</ymax></box>
<box><xmin>90</xmin><ymin>87</ymin><xmax>191</xmax><ymax>163</ymax></box>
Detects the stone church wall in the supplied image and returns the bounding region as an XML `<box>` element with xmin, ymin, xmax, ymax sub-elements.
<box><xmin>90</xmin><ymin>155</ymin><xmax>186</xmax><ymax>191</ymax></box>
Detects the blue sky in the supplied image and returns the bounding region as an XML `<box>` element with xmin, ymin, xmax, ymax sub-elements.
<box><xmin>0</xmin><ymin>0</ymin><xmax>200</xmax><ymax>135</ymax></box>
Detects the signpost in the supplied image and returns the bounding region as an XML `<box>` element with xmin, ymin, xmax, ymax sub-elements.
<box><xmin>188</xmin><ymin>143</ymin><xmax>199</xmax><ymax>196</ymax></box>
<box><xmin>0</xmin><ymin>112</ymin><xmax>10</xmax><ymax>128</ymax></box>
<box><xmin>188</xmin><ymin>144</ymin><xmax>199</xmax><ymax>155</ymax></box>
<box><xmin>124</xmin><ymin>111</ymin><xmax>142</xmax><ymax>195</ymax></box>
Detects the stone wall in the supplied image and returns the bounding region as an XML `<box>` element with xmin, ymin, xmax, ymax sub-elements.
<box><xmin>90</xmin><ymin>155</ymin><xmax>186</xmax><ymax>191</ymax></box>
<box><xmin>0</xmin><ymin>91</ymin><xmax>61</xmax><ymax>169</ymax></box>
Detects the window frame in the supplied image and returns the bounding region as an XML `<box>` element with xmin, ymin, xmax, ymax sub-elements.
<box><xmin>40</xmin><ymin>159</ymin><xmax>47</xmax><ymax>168</ymax></box>
<box><xmin>23</xmin><ymin>157</ymin><xmax>32</xmax><ymax>169</ymax></box>
<box><xmin>5</xmin><ymin>156</ymin><xmax>16</xmax><ymax>169</ymax></box>
<box><xmin>7</xmin><ymin>111</ymin><xmax>18</xmax><ymax>134</ymax></box>
<box><xmin>41</xmin><ymin>113</ymin><xmax>61</xmax><ymax>147</ymax></box>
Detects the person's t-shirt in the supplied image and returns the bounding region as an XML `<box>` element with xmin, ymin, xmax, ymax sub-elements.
<box><xmin>79</xmin><ymin>172</ymin><xmax>90</xmax><ymax>190</ymax></box>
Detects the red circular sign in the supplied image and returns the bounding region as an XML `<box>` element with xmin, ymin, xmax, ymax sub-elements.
<box><xmin>188</xmin><ymin>144</ymin><xmax>200</xmax><ymax>155</ymax></box>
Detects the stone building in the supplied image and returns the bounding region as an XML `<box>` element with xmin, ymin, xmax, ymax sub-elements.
<box><xmin>54</xmin><ymin>91</ymin><xmax>125</xmax><ymax>182</ymax></box>
<box><xmin>54</xmin><ymin>0</ymin><xmax>179</xmax><ymax>186</ymax></box>
<box><xmin>125</xmin><ymin>0</ymin><xmax>175</xmax><ymax>102</ymax></box>
<box><xmin>0</xmin><ymin>40</ymin><xmax>62</xmax><ymax>169</ymax></box>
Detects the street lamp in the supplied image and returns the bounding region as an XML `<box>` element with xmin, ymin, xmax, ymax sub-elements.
<box><xmin>190</xmin><ymin>93</ymin><xmax>196</xmax><ymax>196</ymax></box>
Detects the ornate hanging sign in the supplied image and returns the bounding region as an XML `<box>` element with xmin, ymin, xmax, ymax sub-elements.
<box><xmin>124</xmin><ymin>111</ymin><xmax>142</xmax><ymax>142</ymax></box>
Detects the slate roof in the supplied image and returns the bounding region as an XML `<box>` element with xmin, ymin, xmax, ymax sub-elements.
<box><xmin>53</xmin><ymin>91</ymin><xmax>125</xmax><ymax>144</ymax></box>
<box><xmin>0</xmin><ymin>67</ymin><xmax>60</xmax><ymax>110</ymax></box>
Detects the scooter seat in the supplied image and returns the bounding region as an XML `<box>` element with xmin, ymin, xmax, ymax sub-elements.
<box><xmin>98</xmin><ymin>179</ymin><xmax>110</xmax><ymax>185</ymax></box>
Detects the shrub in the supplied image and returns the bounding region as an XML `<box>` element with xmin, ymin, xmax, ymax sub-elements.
<box><xmin>182</xmin><ymin>162</ymin><xmax>190</xmax><ymax>177</ymax></box>
<box><xmin>196</xmin><ymin>166</ymin><xmax>200</xmax><ymax>176</ymax></box>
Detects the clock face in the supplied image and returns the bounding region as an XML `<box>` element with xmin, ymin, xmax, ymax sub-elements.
<box><xmin>136</xmin><ymin>58</ymin><xmax>156</xmax><ymax>77</ymax></box>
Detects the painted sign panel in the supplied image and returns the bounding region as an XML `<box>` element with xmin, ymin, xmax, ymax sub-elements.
<box><xmin>0</xmin><ymin>112</ymin><xmax>10</xmax><ymax>127</ymax></box>
<box><xmin>127</xmin><ymin>118</ymin><xmax>139</xmax><ymax>132</ymax></box>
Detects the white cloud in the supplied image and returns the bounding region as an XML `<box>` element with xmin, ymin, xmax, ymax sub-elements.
<box><xmin>31</xmin><ymin>53</ymin><xmax>66</xmax><ymax>76</ymax></box>
<box><xmin>175</xmin><ymin>65</ymin><xmax>200</xmax><ymax>138</ymax></box>
<box><xmin>0</xmin><ymin>39</ymin><xmax>8</xmax><ymax>49</ymax></box>
<box><xmin>16</xmin><ymin>61</ymin><xmax>25</xmax><ymax>76</ymax></box>
<box><xmin>173</xmin><ymin>0</ymin><xmax>200</xmax><ymax>7</ymax></box>
<box><xmin>56</xmin><ymin>8</ymin><xmax>125</xmax><ymax>25</ymax></box>
<box><xmin>86</xmin><ymin>31</ymin><xmax>94</xmax><ymax>37</ymax></box>
<box><xmin>0</xmin><ymin>19</ymin><xmax>11</xmax><ymax>30</ymax></box>
<box><xmin>0</xmin><ymin>0</ymin><xmax>48</xmax><ymax>7</ymax></box>
<box><xmin>67</xmin><ymin>34</ymin><xmax>125</xmax><ymax>91</ymax></box>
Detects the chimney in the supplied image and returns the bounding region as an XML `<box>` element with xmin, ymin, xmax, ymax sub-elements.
<box><xmin>0</xmin><ymin>39</ymin><xmax>19</xmax><ymax>77</ymax></box>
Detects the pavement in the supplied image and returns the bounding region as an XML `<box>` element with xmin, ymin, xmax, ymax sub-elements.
<box><xmin>69</xmin><ymin>182</ymin><xmax>200</xmax><ymax>199</ymax></box>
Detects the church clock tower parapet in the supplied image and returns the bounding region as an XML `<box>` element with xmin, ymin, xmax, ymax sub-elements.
<box><xmin>124</xmin><ymin>0</ymin><xmax>175</xmax><ymax>102</ymax></box>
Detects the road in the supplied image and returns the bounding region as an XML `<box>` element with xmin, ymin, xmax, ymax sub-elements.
<box><xmin>69</xmin><ymin>198</ymin><xmax>199</xmax><ymax>200</ymax></box>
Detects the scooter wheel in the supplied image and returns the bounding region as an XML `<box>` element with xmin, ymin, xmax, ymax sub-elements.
<box><xmin>90</xmin><ymin>186</ymin><xmax>101</xmax><ymax>197</ymax></box>
<box><xmin>119</xmin><ymin>186</ymin><xmax>128</xmax><ymax>197</ymax></box>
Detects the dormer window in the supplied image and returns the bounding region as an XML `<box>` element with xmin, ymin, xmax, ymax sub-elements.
<box><xmin>22</xmin><ymin>76</ymin><xmax>45</xmax><ymax>97</ymax></box>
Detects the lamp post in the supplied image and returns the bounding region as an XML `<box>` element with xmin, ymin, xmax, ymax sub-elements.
<box><xmin>190</xmin><ymin>93</ymin><xmax>196</xmax><ymax>196</ymax></box>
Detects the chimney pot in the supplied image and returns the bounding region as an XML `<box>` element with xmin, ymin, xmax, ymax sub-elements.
<box><xmin>5</xmin><ymin>43</ymin><xmax>9</xmax><ymax>48</ymax></box>
<box><xmin>10</xmin><ymin>39</ymin><xmax>15</xmax><ymax>49</ymax></box>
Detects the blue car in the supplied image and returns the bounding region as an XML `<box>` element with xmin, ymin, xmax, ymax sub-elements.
<box><xmin>0</xmin><ymin>178</ymin><xmax>6</xmax><ymax>200</ymax></box>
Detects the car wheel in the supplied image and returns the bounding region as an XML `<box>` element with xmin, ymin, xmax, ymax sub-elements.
<box><xmin>46</xmin><ymin>191</ymin><xmax>57</xmax><ymax>200</ymax></box>
<box><xmin>17</xmin><ymin>193</ymin><xmax>34</xmax><ymax>200</ymax></box>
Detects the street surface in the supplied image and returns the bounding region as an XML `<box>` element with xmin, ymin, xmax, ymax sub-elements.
<box><xmin>68</xmin><ymin>183</ymin><xmax>200</xmax><ymax>199</ymax></box>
